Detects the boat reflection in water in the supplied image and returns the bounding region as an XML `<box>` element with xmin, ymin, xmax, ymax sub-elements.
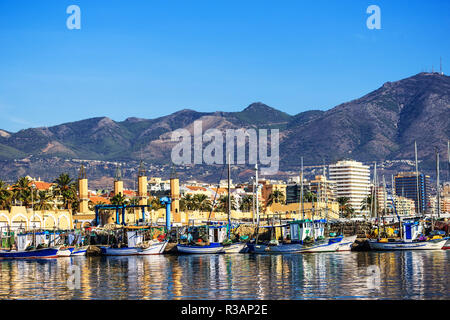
<box><xmin>0</xmin><ymin>251</ymin><xmax>448</xmax><ymax>300</ymax></box>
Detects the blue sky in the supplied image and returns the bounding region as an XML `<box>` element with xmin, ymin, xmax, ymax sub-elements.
<box><xmin>0</xmin><ymin>0</ymin><xmax>449</xmax><ymax>132</ymax></box>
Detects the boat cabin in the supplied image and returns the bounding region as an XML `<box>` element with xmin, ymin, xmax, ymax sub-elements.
<box><xmin>313</xmin><ymin>219</ymin><xmax>327</xmax><ymax>239</ymax></box>
<box><xmin>402</xmin><ymin>220</ymin><xmax>423</xmax><ymax>242</ymax></box>
<box><xmin>289</xmin><ymin>219</ymin><xmax>314</xmax><ymax>242</ymax></box>
<box><xmin>208</xmin><ymin>225</ymin><xmax>227</xmax><ymax>244</ymax></box>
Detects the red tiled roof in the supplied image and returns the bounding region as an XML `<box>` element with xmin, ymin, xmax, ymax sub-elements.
<box><xmin>31</xmin><ymin>181</ymin><xmax>54</xmax><ymax>190</ymax></box>
<box><xmin>123</xmin><ymin>190</ymin><xmax>136</xmax><ymax>197</ymax></box>
<box><xmin>89</xmin><ymin>196</ymin><xmax>111</xmax><ymax>205</ymax></box>
<box><xmin>186</xmin><ymin>186</ymin><xmax>207</xmax><ymax>192</ymax></box>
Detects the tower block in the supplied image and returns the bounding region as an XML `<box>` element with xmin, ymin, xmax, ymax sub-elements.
<box><xmin>78</xmin><ymin>165</ymin><xmax>89</xmax><ymax>213</ymax></box>
<box><xmin>170</xmin><ymin>177</ymin><xmax>180</xmax><ymax>214</ymax></box>
<box><xmin>114</xmin><ymin>166</ymin><xmax>123</xmax><ymax>196</ymax></box>
<box><xmin>137</xmin><ymin>162</ymin><xmax>148</xmax><ymax>206</ymax></box>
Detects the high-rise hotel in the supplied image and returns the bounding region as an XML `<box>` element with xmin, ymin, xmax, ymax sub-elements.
<box><xmin>394</xmin><ymin>172</ymin><xmax>430</xmax><ymax>214</ymax></box>
<box><xmin>329</xmin><ymin>160</ymin><xmax>371</xmax><ymax>216</ymax></box>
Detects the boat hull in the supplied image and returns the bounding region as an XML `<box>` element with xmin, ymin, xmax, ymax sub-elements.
<box><xmin>442</xmin><ymin>239</ymin><xmax>450</xmax><ymax>250</ymax></box>
<box><xmin>336</xmin><ymin>235</ymin><xmax>357</xmax><ymax>251</ymax></box>
<box><xmin>369</xmin><ymin>239</ymin><xmax>446</xmax><ymax>251</ymax></box>
<box><xmin>57</xmin><ymin>247</ymin><xmax>74</xmax><ymax>257</ymax></box>
<box><xmin>299</xmin><ymin>241</ymin><xmax>340</xmax><ymax>253</ymax></box>
<box><xmin>177</xmin><ymin>243</ymin><xmax>224</xmax><ymax>254</ymax></box>
<box><xmin>246</xmin><ymin>243</ymin><xmax>269</xmax><ymax>253</ymax></box>
<box><xmin>71</xmin><ymin>246</ymin><xmax>88</xmax><ymax>256</ymax></box>
<box><xmin>0</xmin><ymin>247</ymin><xmax>59</xmax><ymax>259</ymax></box>
<box><xmin>102</xmin><ymin>241</ymin><xmax>168</xmax><ymax>256</ymax></box>
<box><xmin>222</xmin><ymin>242</ymin><xmax>247</xmax><ymax>253</ymax></box>
<box><xmin>265</xmin><ymin>243</ymin><xmax>305</xmax><ymax>253</ymax></box>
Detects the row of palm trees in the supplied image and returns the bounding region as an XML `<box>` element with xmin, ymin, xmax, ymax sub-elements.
<box><xmin>0</xmin><ymin>174</ymin><xmax>78</xmax><ymax>211</ymax></box>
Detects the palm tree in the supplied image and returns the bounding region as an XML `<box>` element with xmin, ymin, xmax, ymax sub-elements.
<box><xmin>337</xmin><ymin>196</ymin><xmax>354</xmax><ymax>218</ymax></box>
<box><xmin>129</xmin><ymin>197</ymin><xmax>139</xmax><ymax>206</ymax></box>
<box><xmin>53</xmin><ymin>173</ymin><xmax>78</xmax><ymax>209</ymax></box>
<box><xmin>239</xmin><ymin>195</ymin><xmax>253</xmax><ymax>212</ymax></box>
<box><xmin>111</xmin><ymin>193</ymin><xmax>127</xmax><ymax>206</ymax></box>
<box><xmin>361</xmin><ymin>195</ymin><xmax>373</xmax><ymax>212</ymax></box>
<box><xmin>303</xmin><ymin>191</ymin><xmax>317</xmax><ymax>202</ymax></box>
<box><xmin>148</xmin><ymin>196</ymin><xmax>163</xmax><ymax>210</ymax></box>
<box><xmin>267</xmin><ymin>190</ymin><xmax>285</xmax><ymax>206</ymax></box>
<box><xmin>192</xmin><ymin>194</ymin><xmax>212</xmax><ymax>211</ymax></box>
<box><xmin>12</xmin><ymin>177</ymin><xmax>33</xmax><ymax>207</ymax></box>
<box><xmin>34</xmin><ymin>190</ymin><xmax>54</xmax><ymax>211</ymax></box>
<box><xmin>180</xmin><ymin>194</ymin><xmax>195</xmax><ymax>211</ymax></box>
<box><xmin>0</xmin><ymin>180</ymin><xmax>12</xmax><ymax>210</ymax></box>
<box><xmin>215</xmin><ymin>195</ymin><xmax>236</xmax><ymax>212</ymax></box>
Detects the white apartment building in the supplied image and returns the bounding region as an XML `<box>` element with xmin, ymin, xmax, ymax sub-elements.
<box><xmin>329</xmin><ymin>160</ymin><xmax>371</xmax><ymax>216</ymax></box>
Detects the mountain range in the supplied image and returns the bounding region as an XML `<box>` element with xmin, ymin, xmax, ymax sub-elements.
<box><xmin>0</xmin><ymin>72</ymin><xmax>449</xmax><ymax>184</ymax></box>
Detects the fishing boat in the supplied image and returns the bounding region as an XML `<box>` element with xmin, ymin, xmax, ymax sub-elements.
<box><xmin>177</xmin><ymin>242</ymin><xmax>224</xmax><ymax>254</ymax></box>
<box><xmin>176</xmin><ymin>224</ymin><xmax>227</xmax><ymax>254</ymax></box>
<box><xmin>102</xmin><ymin>240</ymin><xmax>168</xmax><ymax>256</ymax></box>
<box><xmin>0</xmin><ymin>247</ymin><xmax>59</xmax><ymax>259</ymax></box>
<box><xmin>0</xmin><ymin>233</ymin><xmax>59</xmax><ymax>259</ymax></box>
<box><xmin>101</xmin><ymin>227</ymin><xmax>168</xmax><ymax>256</ymax></box>
<box><xmin>369</xmin><ymin>220</ymin><xmax>447</xmax><ymax>251</ymax></box>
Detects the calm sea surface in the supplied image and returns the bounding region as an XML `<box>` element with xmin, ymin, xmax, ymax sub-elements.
<box><xmin>0</xmin><ymin>251</ymin><xmax>448</xmax><ymax>300</ymax></box>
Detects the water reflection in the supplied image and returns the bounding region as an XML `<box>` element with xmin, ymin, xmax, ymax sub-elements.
<box><xmin>0</xmin><ymin>251</ymin><xmax>448</xmax><ymax>300</ymax></box>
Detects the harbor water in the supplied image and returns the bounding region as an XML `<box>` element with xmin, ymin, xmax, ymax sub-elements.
<box><xmin>0</xmin><ymin>251</ymin><xmax>448</xmax><ymax>300</ymax></box>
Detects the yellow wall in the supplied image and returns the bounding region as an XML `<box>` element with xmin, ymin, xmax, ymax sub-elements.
<box><xmin>0</xmin><ymin>206</ymin><xmax>74</xmax><ymax>230</ymax></box>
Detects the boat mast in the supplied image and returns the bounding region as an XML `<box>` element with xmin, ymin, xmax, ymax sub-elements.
<box><xmin>436</xmin><ymin>149</ymin><xmax>440</xmax><ymax>220</ymax></box>
<box><xmin>255</xmin><ymin>164</ymin><xmax>259</xmax><ymax>227</ymax></box>
<box><xmin>382</xmin><ymin>175</ymin><xmax>387</xmax><ymax>235</ymax></box>
<box><xmin>227</xmin><ymin>153</ymin><xmax>231</xmax><ymax>239</ymax></box>
<box><xmin>324</xmin><ymin>164</ymin><xmax>328</xmax><ymax>221</ymax></box>
<box><xmin>415</xmin><ymin>141</ymin><xmax>421</xmax><ymax>216</ymax></box>
<box><xmin>374</xmin><ymin>163</ymin><xmax>379</xmax><ymax>241</ymax></box>
<box><xmin>300</xmin><ymin>157</ymin><xmax>304</xmax><ymax>220</ymax></box>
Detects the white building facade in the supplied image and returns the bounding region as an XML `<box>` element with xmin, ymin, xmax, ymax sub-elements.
<box><xmin>329</xmin><ymin>160</ymin><xmax>371</xmax><ymax>216</ymax></box>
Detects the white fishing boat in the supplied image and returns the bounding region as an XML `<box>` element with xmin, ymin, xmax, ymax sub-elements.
<box><xmin>102</xmin><ymin>240</ymin><xmax>168</xmax><ymax>256</ymax></box>
<box><xmin>336</xmin><ymin>235</ymin><xmax>357</xmax><ymax>251</ymax></box>
<box><xmin>369</xmin><ymin>238</ymin><xmax>446</xmax><ymax>250</ymax></box>
<box><xmin>102</xmin><ymin>228</ymin><xmax>168</xmax><ymax>256</ymax></box>
<box><xmin>369</xmin><ymin>220</ymin><xmax>446</xmax><ymax>251</ymax></box>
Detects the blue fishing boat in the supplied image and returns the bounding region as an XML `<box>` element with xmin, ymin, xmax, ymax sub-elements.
<box><xmin>0</xmin><ymin>247</ymin><xmax>59</xmax><ymax>259</ymax></box>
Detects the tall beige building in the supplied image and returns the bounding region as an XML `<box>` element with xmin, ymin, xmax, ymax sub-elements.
<box><xmin>329</xmin><ymin>160</ymin><xmax>371</xmax><ymax>215</ymax></box>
